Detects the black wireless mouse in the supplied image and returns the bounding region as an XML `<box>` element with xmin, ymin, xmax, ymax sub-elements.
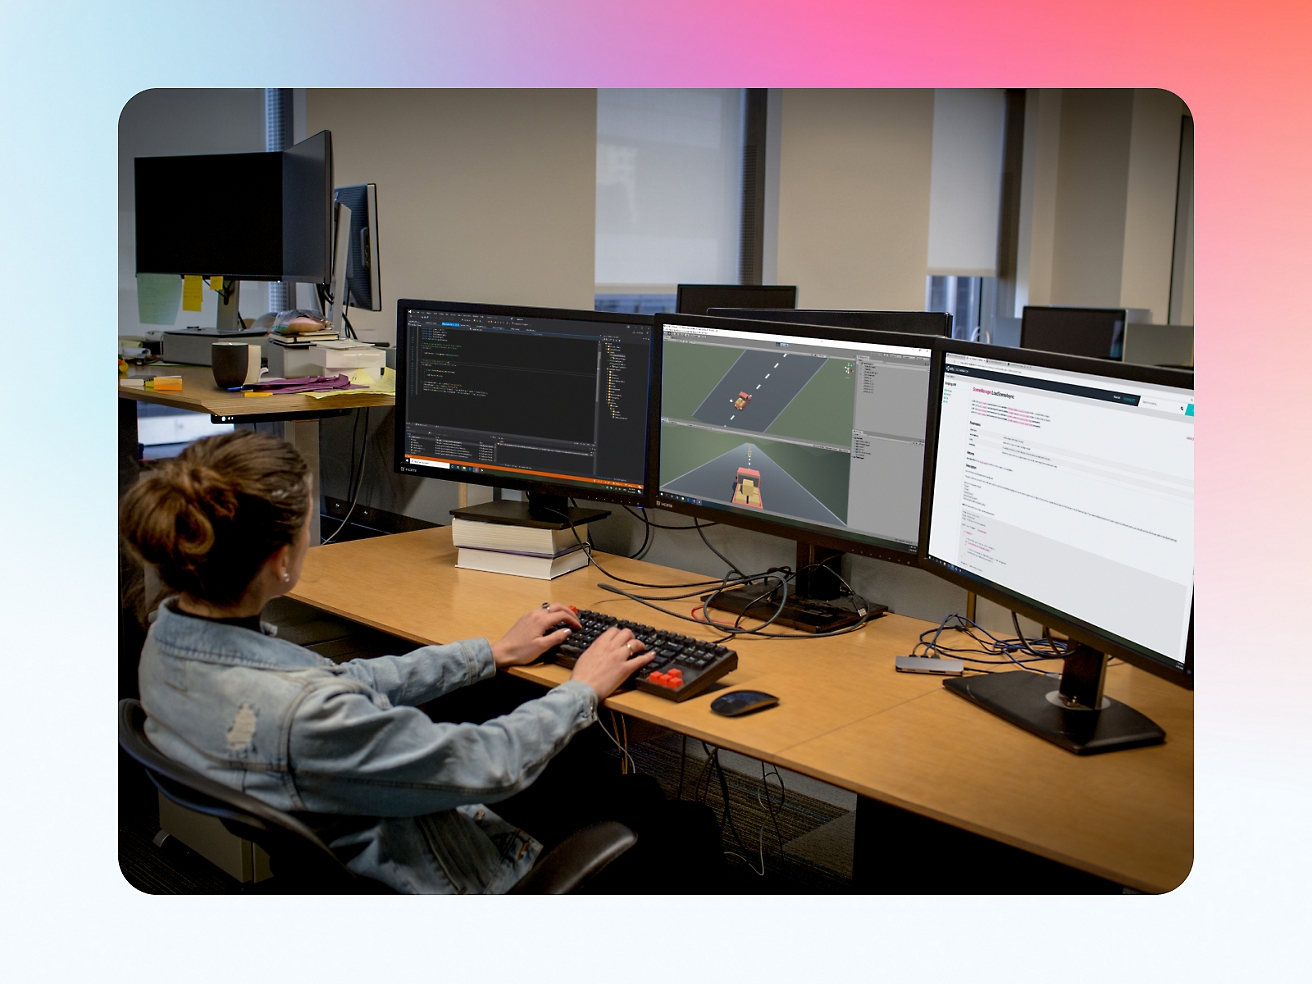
<box><xmin>710</xmin><ymin>690</ymin><xmax>779</xmax><ymax>717</ymax></box>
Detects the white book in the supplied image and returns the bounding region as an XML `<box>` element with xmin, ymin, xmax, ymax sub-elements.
<box><xmin>456</xmin><ymin>545</ymin><xmax>589</xmax><ymax>580</ymax></box>
<box><xmin>450</xmin><ymin>518</ymin><xmax>588</xmax><ymax>556</ymax></box>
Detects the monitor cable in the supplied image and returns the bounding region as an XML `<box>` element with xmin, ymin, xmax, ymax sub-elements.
<box><xmin>554</xmin><ymin>501</ymin><xmax>876</xmax><ymax>641</ymax></box>
<box><xmin>208</xmin><ymin>277</ymin><xmax>248</xmax><ymax>330</ymax></box>
<box><xmin>321</xmin><ymin>407</ymin><xmax>370</xmax><ymax>545</ymax></box>
<box><xmin>906</xmin><ymin>612</ymin><xmax>1070</xmax><ymax>674</ymax></box>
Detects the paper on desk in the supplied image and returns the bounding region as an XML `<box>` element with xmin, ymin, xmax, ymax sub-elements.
<box><xmin>308</xmin><ymin>366</ymin><xmax>396</xmax><ymax>399</ymax></box>
<box><xmin>182</xmin><ymin>275</ymin><xmax>204</xmax><ymax>312</ymax></box>
<box><xmin>136</xmin><ymin>274</ymin><xmax>182</xmax><ymax>325</ymax></box>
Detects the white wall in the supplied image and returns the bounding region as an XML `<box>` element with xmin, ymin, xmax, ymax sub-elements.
<box><xmin>1016</xmin><ymin>88</ymin><xmax>1190</xmax><ymax>322</ymax></box>
<box><xmin>927</xmin><ymin>89</ymin><xmax>1006</xmax><ymax>277</ymax></box>
<box><xmin>306</xmin><ymin>89</ymin><xmax>599</xmax><ymax>525</ymax></box>
<box><xmin>306</xmin><ymin>89</ymin><xmax>598</xmax><ymax>343</ymax></box>
<box><xmin>1014</xmin><ymin>88</ymin><xmax>1063</xmax><ymax>313</ymax></box>
<box><xmin>118</xmin><ymin>89</ymin><xmax>270</xmax><ymax>336</ymax></box>
<box><xmin>1122</xmin><ymin>89</ymin><xmax>1187</xmax><ymax>322</ymax></box>
<box><xmin>775</xmin><ymin>88</ymin><xmax>935</xmax><ymax>309</ymax></box>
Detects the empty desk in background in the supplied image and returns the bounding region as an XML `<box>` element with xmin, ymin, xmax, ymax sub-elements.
<box><xmin>117</xmin><ymin>365</ymin><xmax>395</xmax><ymax>541</ymax></box>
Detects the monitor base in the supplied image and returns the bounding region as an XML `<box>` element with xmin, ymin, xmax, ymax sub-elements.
<box><xmin>943</xmin><ymin>669</ymin><xmax>1166</xmax><ymax>755</ymax></box>
<box><xmin>450</xmin><ymin>496</ymin><xmax>610</xmax><ymax>530</ymax></box>
<box><xmin>703</xmin><ymin>585</ymin><xmax>885</xmax><ymax>633</ymax></box>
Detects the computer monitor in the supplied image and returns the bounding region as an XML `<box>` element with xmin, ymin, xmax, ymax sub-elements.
<box><xmin>135</xmin><ymin>131</ymin><xmax>334</xmax><ymax>330</ymax></box>
<box><xmin>333</xmin><ymin>183</ymin><xmax>381</xmax><ymax>311</ymax></box>
<box><xmin>394</xmin><ymin>300</ymin><xmax>656</xmax><ymax>525</ymax></box>
<box><xmin>708</xmin><ymin>308</ymin><xmax>952</xmax><ymax>337</ymax></box>
<box><xmin>1122</xmin><ymin>323</ymin><xmax>1193</xmax><ymax>368</ymax></box>
<box><xmin>653</xmin><ymin>313</ymin><xmax>934</xmax><ymax>630</ymax></box>
<box><xmin>676</xmin><ymin>284</ymin><xmax>797</xmax><ymax>316</ymax></box>
<box><xmin>1020</xmin><ymin>306</ymin><xmax>1126</xmax><ymax>360</ymax></box>
<box><xmin>919</xmin><ymin>340</ymin><xmax>1194</xmax><ymax>753</ymax></box>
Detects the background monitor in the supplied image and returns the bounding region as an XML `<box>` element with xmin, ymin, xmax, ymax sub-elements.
<box><xmin>709</xmin><ymin>308</ymin><xmax>952</xmax><ymax>337</ymax></box>
<box><xmin>1122</xmin><ymin>323</ymin><xmax>1193</xmax><ymax>368</ymax></box>
<box><xmin>676</xmin><ymin>284</ymin><xmax>797</xmax><ymax>316</ymax></box>
<box><xmin>653</xmin><ymin>313</ymin><xmax>935</xmax><ymax>627</ymax></box>
<box><xmin>918</xmin><ymin>340</ymin><xmax>1193</xmax><ymax>751</ymax></box>
<box><xmin>135</xmin><ymin>130</ymin><xmax>333</xmax><ymax>284</ymax></box>
<box><xmin>333</xmin><ymin>183</ymin><xmax>381</xmax><ymax>311</ymax></box>
<box><xmin>1020</xmin><ymin>306</ymin><xmax>1126</xmax><ymax>360</ymax></box>
<box><xmin>394</xmin><ymin>300</ymin><xmax>656</xmax><ymax>517</ymax></box>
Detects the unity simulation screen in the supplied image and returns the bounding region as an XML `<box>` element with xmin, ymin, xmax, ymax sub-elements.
<box><xmin>926</xmin><ymin>353</ymin><xmax>1194</xmax><ymax>669</ymax></box>
<box><xmin>658</xmin><ymin>323</ymin><xmax>933</xmax><ymax>553</ymax></box>
<box><xmin>397</xmin><ymin>307</ymin><xmax>652</xmax><ymax>498</ymax></box>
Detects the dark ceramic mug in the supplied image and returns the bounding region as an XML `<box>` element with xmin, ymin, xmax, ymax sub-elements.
<box><xmin>212</xmin><ymin>342</ymin><xmax>261</xmax><ymax>388</ymax></box>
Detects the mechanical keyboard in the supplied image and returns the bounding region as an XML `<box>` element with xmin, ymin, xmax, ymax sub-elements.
<box><xmin>545</xmin><ymin>609</ymin><xmax>738</xmax><ymax>702</ymax></box>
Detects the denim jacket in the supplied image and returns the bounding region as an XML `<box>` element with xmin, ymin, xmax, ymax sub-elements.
<box><xmin>138</xmin><ymin>600</ymin><xmax>598</xmax><ymax>894</ymax></box>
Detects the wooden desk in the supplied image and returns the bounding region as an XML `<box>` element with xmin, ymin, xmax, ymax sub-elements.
<box><xmin>118</xmin><ymin>365</ymin><xmax>395</xmax><ymax>540</ymax></box>
<box><xmin>289</xmin><ymin>525</ymin><xmax>1193</xmax><ymax>893</ymax></box>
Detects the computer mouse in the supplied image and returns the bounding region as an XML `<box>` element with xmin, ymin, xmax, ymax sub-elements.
<box><xmin>710</xmin><ymin>690</ymin><xmax>779</xmax><ymax>717</ymax></box>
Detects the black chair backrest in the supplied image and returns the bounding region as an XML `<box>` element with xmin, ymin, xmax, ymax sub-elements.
<box><xmin>118</xmin><ymin>698</ymin><xmax>358</xmax><ymax>885</ymax></box>
<box><xmin>120</xmin><ymin>699</ymin><xmax>636</xmax><ymax>894</ymax></box>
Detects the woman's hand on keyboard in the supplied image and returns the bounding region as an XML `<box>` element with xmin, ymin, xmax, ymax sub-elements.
<box><xmin>491</xmin><ymin>603</ymin><xmax>583</xmax><ymax>669</ymax></box>
<box><xmin>571</xmin><ymin>627</ymin><xmax>653</xmax><ymax>699</ymax></box>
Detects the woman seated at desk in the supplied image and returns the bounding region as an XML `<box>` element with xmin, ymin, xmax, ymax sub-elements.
<box><xmin>122</xmin><ymin>430</ymin><xmax>719</xmax><ymax>893</ymax></box>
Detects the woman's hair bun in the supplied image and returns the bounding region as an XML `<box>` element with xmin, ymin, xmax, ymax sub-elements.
<box><xmin>120</xmin><ymin>431</ymin><xmax>310</xmax><ymax>607</ymax></box>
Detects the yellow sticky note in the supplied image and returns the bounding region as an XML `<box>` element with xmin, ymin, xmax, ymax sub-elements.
<box><xmin>182</xmin><ymin>275</ymin><xmax>203</xmax><ymax>312</ymax></box>
<box><xmin>210</xmin><ymin>276</ymin><xmax>223</xmax><ymax>293</ymax></box>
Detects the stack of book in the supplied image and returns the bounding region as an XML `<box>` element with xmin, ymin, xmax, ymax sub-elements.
<box><xmin>452</xmin><ymin>517</ymin><xmax>590</xmax><ymax>580</ymax></box>
<box><xmin>269</xmin><ymin>317</ymin><xmax>338</xmax><ymax>349</ymax></box>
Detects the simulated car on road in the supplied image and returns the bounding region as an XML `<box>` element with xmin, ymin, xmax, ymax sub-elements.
<box><xmin>732</xmin><ymin>391</ymin><xmax>752</xmax><ymax>410</ymax></box>
<box><xmin>732</xmin><ymin>466</ymin><xmax>763</xmax><ymax>509</ymax></box>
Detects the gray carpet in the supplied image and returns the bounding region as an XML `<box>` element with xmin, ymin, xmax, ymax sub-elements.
<box><xmin>619</xmin><ymin>732</ymin><xmax>855</xmax><ymax>893</ymax></box>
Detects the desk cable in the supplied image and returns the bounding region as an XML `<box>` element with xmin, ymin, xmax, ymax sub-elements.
<box><xmin>907</xmin><ymin>612</ymin><xmax>1071</xmax><ymax>674</ymax></box>
<box><xmin>321</xmin><ymin>407</ymin><xmax>370</xmax><ymax>545</ymax></box>
<box><xmin>688</xmin><ymin>742</ymin><xmax>792</xmax><ymax>878</ymax></box>
<box><xmin>556</xmin><ymin>501</ymin><xmax>876</xmax><ymax>643</ymax></box>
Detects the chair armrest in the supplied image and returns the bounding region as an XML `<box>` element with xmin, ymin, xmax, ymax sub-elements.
<box><xmin>509</xmin><ymin>822</ymin><xmax>637</xmax><ymax>894</ymax></box>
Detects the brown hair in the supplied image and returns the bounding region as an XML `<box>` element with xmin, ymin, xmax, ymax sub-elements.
<box><xmin>120</xmin><ymin>431</ymin><xmax>311</xmax><ymax>607</ymax></box>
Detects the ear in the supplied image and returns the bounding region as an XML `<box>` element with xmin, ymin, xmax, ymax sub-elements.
<box><xmin>269</xmin><ymin>542</ymin><xmax>294</xmax><ymax>584</ymax></box>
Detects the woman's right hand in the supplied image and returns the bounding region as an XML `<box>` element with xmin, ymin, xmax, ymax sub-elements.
<box><xmin>570</xmin><ymin>626</ymin><xmax>653</xmax><ymax>700</ymax></box>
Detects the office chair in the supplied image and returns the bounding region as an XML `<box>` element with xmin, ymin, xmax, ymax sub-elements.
<box><xmin>119</xmin><ymin>699</ymin><xmax>637</xmax><ymax>894</ymax></box>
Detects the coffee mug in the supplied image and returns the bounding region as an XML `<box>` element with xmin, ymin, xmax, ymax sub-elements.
<box><xmin>212</xmin><ymin>343</ymin><xmax>263</xmax><ymax>388</ymax></box>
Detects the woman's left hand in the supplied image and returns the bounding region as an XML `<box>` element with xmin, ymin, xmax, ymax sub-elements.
<box><xmin>491</xmin><ymin>603</ymin><xmax>583</xmax><ymax>669</ymax></box>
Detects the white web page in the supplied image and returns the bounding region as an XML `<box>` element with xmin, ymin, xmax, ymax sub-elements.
<box><xmin>927</xmin><ymin>356</ymin><xmax>1194</xmax><ymax>664</ymax></box>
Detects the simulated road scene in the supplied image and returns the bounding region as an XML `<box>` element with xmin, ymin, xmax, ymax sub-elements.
<box><xmin>691</xmin><ymin>350</ymin><xmax>827</xmax><ymax>432</ymax></box>
<box><xmin>663</xmin><ymin>440</ymin><xmax>847</xmax><ymax>527</ymax></box>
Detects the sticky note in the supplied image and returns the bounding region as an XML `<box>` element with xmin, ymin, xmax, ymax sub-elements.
<box><xmin>210</xmin><ymin>276</ymin><xmax>223</xmax><ymax>293</ymax></box>
<box><xmin>183</xmin><ymin>275</ymin><xmax>204</xmax><ymax>312</ymax></box>
<box><xmin>136</xmin><ymin>274</ymin><xmax>182</xmax><ymax>325</ymax></box>
<box><xmin>149</xmin><ymin>375</ymin><xmax>183</xmax><ymax>391</ymax></box>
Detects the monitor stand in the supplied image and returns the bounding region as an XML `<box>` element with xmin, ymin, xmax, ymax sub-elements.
<box><xmin>942</xmin><ymin>643</ymin><xmax>1166</xmax><ymax>754</ymax></box>
<box><xmin>702</xmin><ymin>543</ymin><xmax>886</xmax><ymax>633</ymax></box>
<box><xmin>450</xmin><ymin>492</ymin><xmax>610</xmax><ymax>530</ymax></box>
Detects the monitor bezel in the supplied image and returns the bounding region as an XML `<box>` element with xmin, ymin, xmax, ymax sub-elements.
<box><xmin>393</xmin><ymin>298</ymin><xmax>657</xmax><ymax>507</ymax></box>
<box><xmin>651</xmin><ymin>312</ymin><xmax>938</xmax><ymax>567</ymax></box>
<box><xmin>675</xmin><ymin>284</ymin><xmax>798</xmax><ymax>316</ymax></box>
<box><xmin>917</xmin><ymin>338</ymin><xmax>1194</xmax><ymax>690</ymax></box>
<box><xmin>707</xmin><ymin>308</ymin><xmax>953</xmax><ymax>337</ymax></box>
<box><xmin>1019</xmin><ymin>305</ymin><xmax>1128</xmax><ymax>358</ymax></box>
